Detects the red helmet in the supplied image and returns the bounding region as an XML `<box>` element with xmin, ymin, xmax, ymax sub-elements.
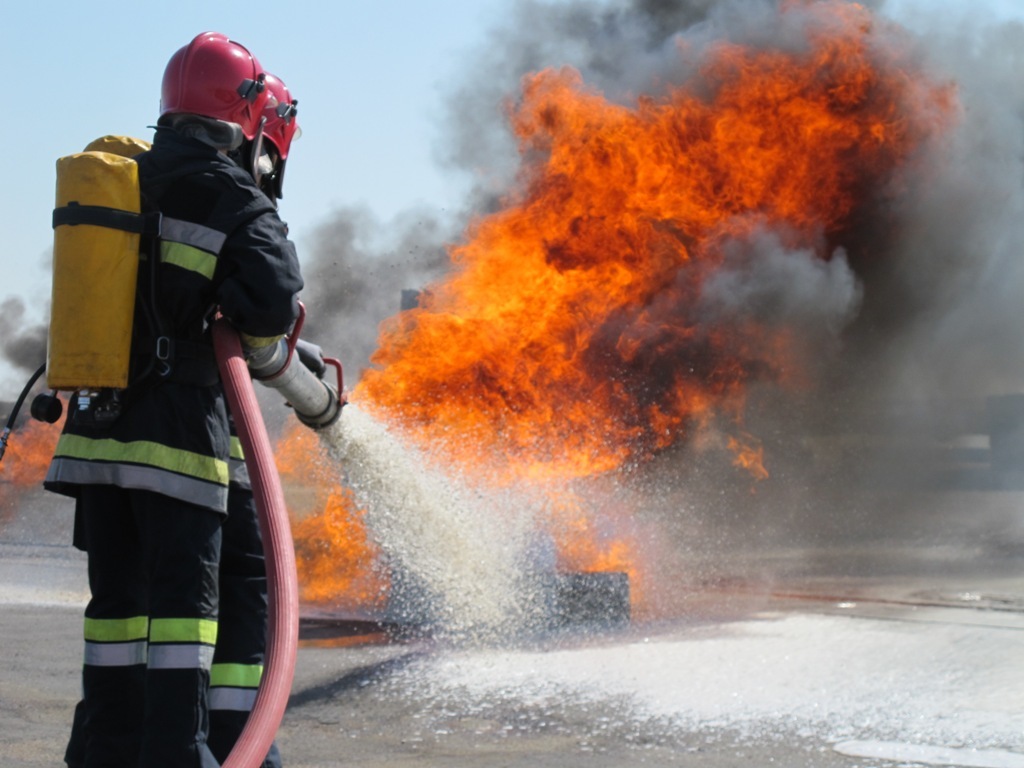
<box><xmin>262</xmin><ymin>73</ymin><xmax>299</xmax><ymax>159</ymax></box>
<box><xmin>160</xmin><ymin>32</ymin><xmax>269</xmax><ymax>139</ymax></box>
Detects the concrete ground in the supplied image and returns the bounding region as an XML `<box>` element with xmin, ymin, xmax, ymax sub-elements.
<box><xmin>3</xmin><ymin>475</ymin><xmax>1024</xmax><ymax>768</ymax></box>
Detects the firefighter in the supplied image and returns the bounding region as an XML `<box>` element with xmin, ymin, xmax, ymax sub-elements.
<box><xmin>45</xmin><ymin>32</ymin><xmax>303</xmax><ymax>768</ymax></box>
<box><xmin>206</xmin><ymin>73</ymin><xmax>301</xmax><ymax>768</ymax></box>
<box><xmin>246</xmin><ymin>72</ymin><xmax>299</xmax><ymax>206</ymax></box>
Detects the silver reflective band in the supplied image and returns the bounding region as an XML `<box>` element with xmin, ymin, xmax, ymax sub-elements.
<box><xmin>46</xmin><ymin>457</ymin><xmax>229</xmax><ymax>513</ymax></box>
<box><xmin>209</xmin><ymin>687</ymin><xmax>258</xmax><ymax>712</ymax></box>
<box><xmin>161</xmin><ymin>217</ymin><xmax>227</xmax><ymax>254</ymax></box>
<box><xmin>148</xmin><ymin>644</ymin><xmax>215</xmax><ymax>670</ymax></box>
<box><xmin>84</xmin><ymin>641</ymin><xmax>147</xmax><ymax>667</ymax></box>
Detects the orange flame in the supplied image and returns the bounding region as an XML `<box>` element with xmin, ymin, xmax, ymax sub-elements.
<box><xmin>356</xmin><ymin>1</ymin><xmax>953</xmax><ymax>485</ymax></box>
<box><xmin>546</xmin><ymin>490</ymin><xmax>649</xmax><ymax>612</ymax></box>
<box><xmin>0</xmin><ymin>419</ymin><xmax>59</xmax><ymax>489</ymax></box>
<box><xmin>291</xmin><ymin>2</ymin><xmax>955</xmax><ymax>610</ymax></box>
<box><xmin>275</xmin><ymin>422</ymin><xmax>387</xmax><ymax>608</ymax></box>
<box><xmin>728</xmin><ymin>434</ymin><xmax>770</xmax><ymax>482</ymax></box>
<box><xmin>291</xmin><ymin>487</ymin><xmax>387</xmax><ymax>609</ymax></box>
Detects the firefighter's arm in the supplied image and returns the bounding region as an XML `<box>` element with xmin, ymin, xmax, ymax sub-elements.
<box><xmin>217</xmin><ymin>207</ymin><xmax>303</xmax><ymax>342</ymax></box>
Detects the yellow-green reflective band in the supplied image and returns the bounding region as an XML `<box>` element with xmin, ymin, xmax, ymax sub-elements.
<box><xmin>149</xmin><ymin>617</ymin><xmax>218</xmax><ymax>645</ymax></box>
<box><xmin>84</xmin><ymin>616</ymin><xmax>149</xmax><ymax>642</ymax></box>
<box><xmin>239</xmin><ymin>333</ymin><xmax>284</xmax><ymax>349</ymax></box>
<box><xmin>54</xmin><ymin>434</ymin><xmax>229</xmax><ymax>486</ymax></box>
<box><xmin>161</xmin><ymin>241</ymin><xmax>217</xmax><ymax>280</ymax></box>
<box><xmin>230</xmin><ymin>437</ymin><xmax>245</xmax><ymax>461</ymax></box>
<box><xmin>211</xmin><ymin>663</ymin><xmax>264</xmax><ymax>689</ymax></box>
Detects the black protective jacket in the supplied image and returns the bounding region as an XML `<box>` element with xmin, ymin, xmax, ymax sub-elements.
<box><xmin>45</xmin><ymin>129</ymin><xmax>303</xmax><ymax>513</ymax></box>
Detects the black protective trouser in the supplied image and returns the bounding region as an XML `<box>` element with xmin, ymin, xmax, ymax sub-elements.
<box><xmin>207</xmin><ymin>484</ymin><xmax>282</xmax><ymax>768</ymax></box>
<box><xmin>68</xmin><ymin>485</ymin><xmax>222</xmax><ymax>768</ymax></box>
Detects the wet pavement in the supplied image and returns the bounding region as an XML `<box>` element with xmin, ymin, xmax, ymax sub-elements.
<box><xmin>3</xmin><ymin>479</ymin><xmax>1024</xmax><ymax>768</ymax></box>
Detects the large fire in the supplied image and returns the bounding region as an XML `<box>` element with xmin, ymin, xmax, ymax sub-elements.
<box><xmin>356</xmin><ymin>1</ymin><xmax>952</xmax><ymax>480</ymax></box>
<box><xmin>286</xmin><ymin>1</ymin><xmax>955</xmax><ymax>617</ymax></box>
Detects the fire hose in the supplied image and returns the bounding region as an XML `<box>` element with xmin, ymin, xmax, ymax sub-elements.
<box><xmin>212</xmin><ymin>309</ymin><xmax>343</xmax><ymax>768</ymax></box>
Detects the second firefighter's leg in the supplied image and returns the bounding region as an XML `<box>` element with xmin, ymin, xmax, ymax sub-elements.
<box><xmin>135</xmin><ymin>488</ymin><xmax>223</xmax><ymax>768</ymax></box>
<box><xmin>208</xmin><ymin>484</ymin><xmax>282</xmax><ymax>768</ymax></box>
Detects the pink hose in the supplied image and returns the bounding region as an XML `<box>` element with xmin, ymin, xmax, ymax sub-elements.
<box><xmin>212</xmin><ymin>318</ymin><xmax>299</xmax><ymax>768</ymax></box>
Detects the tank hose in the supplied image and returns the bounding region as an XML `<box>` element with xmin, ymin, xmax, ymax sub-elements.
<box><xmin>0</xmin><ymin>362</ymin><xmax>47</xmax><ymax>464</ymax></box>
<box><xmin>211</xmin><ymin>318</ymin><xmax>299</xmax><ymax>768</ymax></box>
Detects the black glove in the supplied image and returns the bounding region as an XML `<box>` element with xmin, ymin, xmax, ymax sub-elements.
<box><xmin>294</xmin><ymin>338</ymin><xmax>327</xmax><ymax>378</ymax></box>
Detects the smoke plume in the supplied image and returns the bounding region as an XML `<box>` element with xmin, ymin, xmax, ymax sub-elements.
<box><xmin>297</xmin><ymin>206</ymin><xmax>453</xmax><ymax>384</ymax></box>
<box><xmin>0</xmin><ymin>297</ymin><xmax>47</xmax><ymax>378</ymax></box>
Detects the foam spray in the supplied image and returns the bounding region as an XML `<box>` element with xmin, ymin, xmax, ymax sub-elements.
<box><xmin>314</xmin><ymin>404</ymin><xmax>545</xmax><ymax>641</ymax></box>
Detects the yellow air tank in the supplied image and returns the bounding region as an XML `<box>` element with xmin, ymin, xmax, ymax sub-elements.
<box><xmin>48</xmin><ymin>142</ymin><xmax>148</xmax><ymax>390</ymax></box>
<box><xmin>83</xmin><ymin>134</ymin><xmax>151</xmax><ymax>158</ymax></box>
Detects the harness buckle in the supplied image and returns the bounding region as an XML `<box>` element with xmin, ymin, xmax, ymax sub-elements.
<box><xmin>155</xmin><ymin>336</ymin><xmax>174</xmax><ymax>378</ymax></box>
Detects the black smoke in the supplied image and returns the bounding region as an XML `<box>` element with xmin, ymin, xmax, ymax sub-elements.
<box><xmin>296</xmin><ymin>207</ymin><xmax>451</xmax><ymax>385</ymax></box>
<box><xmin>0</xmin><ymin>297</ymin><xmax>47</xmax><ymax>378</ymax></box>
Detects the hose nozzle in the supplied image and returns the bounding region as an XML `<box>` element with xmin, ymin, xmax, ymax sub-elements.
<box><xmin>248</xmin><ymin>337</ymin><xmax>343</xmax><ymax>429</ymax></box>
<box><xmin>246</xmin><ymin>304</ymin><xmax>345</xmax><ymax>433</ymax></box>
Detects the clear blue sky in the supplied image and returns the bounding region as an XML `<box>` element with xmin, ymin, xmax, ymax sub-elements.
<box><xmin>1</xmin><ymin>0</ymin><xmax>507</xmax><ymax>328</ymax></box>
<box><xmin>2</xmin><ymin>0</ymin><xmax>1022</xmax><ymax>391</ymax></box>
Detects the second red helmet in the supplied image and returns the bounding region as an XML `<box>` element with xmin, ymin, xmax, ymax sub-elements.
<box><xmin>262</xmin><ymin>73</ymin><xmax>299</xmax><ymax>160</ymax></box>
<box><xmin>160</xmin><ymin>32</ymin><xmax>269</xmax><ymax>139</ymax></box>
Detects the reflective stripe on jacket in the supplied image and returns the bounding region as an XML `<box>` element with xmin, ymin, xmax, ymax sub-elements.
<box><xmin>50</xmin><ymin>433</ymin><xmax>230</xmax><ymax>511</ymax></box>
